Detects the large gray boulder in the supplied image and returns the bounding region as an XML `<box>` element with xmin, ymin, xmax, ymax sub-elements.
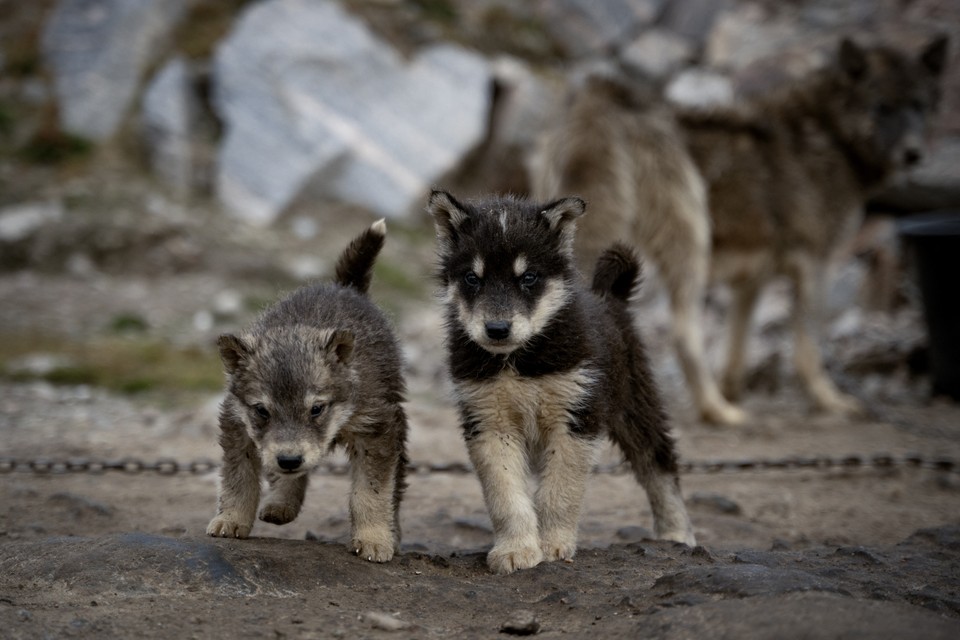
<box><xmin>619</xmin><ymin>28</ymin><xmax>695</xmax><ymax>79</ymax></box>
<box><xmin>212</xmin><ymin>0</ymin><xmax>491</xmax><ymax>225</ymax></box>
<box><xmin>141</xmin><ymin>57</ymin><xmax>200</xmax><ymax>197</ymax></box>
<box><xmin>41</xmin><ymin>0</ymin><xmax>192</xmax><ymax>141</ymax></box>
<box><xmin>536</xmin><ymin>0</ymin><xmax>662</xmax><ymax>58</ymax></box>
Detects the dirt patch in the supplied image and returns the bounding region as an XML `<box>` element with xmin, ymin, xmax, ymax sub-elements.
<box><xmin>1</xmin><ymin>194</ymin><xmax>959</xmax><ymax>637</ymax></box>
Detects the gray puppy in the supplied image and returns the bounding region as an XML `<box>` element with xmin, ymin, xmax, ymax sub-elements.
<box><xmin>207</xmin><ymin>220</ymin><xmax>408</xmax><ymax>563</ymax></box>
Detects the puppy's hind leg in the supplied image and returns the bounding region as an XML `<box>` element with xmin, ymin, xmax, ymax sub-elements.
<box><xmin>609</xmin><ymin>396</ymin><xmax>695</xmax><ymax>546</ymax></box>
<box><xmin>535</xmin><ymin>429</ymin><xmax>601</xmax><ymax>563</ymax></box>
<box><xmin>641</xmin><ymin>469</ymin><xmax>696</xmax><ymax>545</ymax></box>
<box><xmin>208</xmin><ymin>413</ymin><xmax>262</xmax><ymax>538</ymax></box>
<box><xmin>259</xmin><ymin>472</ymin><xmax>308</xmax><ymax>525</ymax></box>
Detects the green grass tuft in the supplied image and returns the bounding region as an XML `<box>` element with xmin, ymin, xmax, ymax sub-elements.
<box><xmin>0</xmin><ymin>334</ymin><xmax>224</xmax><ymax>395</ymax></box>
<box><xmin>19</xmin><ymin>129</ymin><xmax>93</xmax><ymax>165</ymax></box>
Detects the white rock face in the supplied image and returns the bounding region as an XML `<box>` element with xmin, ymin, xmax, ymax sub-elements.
<box><xmin>141</xmin><ymin>57</ymin><xmax>198</xmax><ymax>196</ymax></box>
<box><xmin>620</xmin><ymin>28</ymin><xmax>695</xmax><ymax>79</ymax></box>
<box><xmin>665</xmin><ymin>68</ymin><xmax>734</xmax><ymax>108</ymax></box>
<box><xmin>0</xmin><ymin>201</ymin><xmax>64</xmax><ymax>242</ymax></box>
<box><xmin>212</xmin><ymin>0</ymin><xmax>491</xmax><ymax>224</ymax></box>
<box><xmin>537</xmin><ymin>0</ymin><xmax>661</xmax><ymax>58</ymax></box>
<box><xmin>42</xmin><ymin>0</ymin><xmax>191</xmax><ymax>141</ymax></box>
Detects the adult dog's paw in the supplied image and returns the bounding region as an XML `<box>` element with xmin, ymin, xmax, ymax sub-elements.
<box><xmin>206</xmin><ymin>515</ymin><xmax>251</xmax><ymax>538</ymax></box>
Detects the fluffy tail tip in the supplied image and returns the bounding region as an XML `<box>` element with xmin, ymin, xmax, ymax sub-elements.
<box><xmin>334</xmin><ymin>220</ymin><xmax>387</xmax><ymax>293</ymax></box>
<box><xmin>591</xmin><ymin>243</ymin><xmax>642</xmax><ymax>302</ymax></box>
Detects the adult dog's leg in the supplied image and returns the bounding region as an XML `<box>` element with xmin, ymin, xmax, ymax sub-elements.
<box><xmin>788</xmin><ymin>254</ymin><xmax>862</xmax><ymax>415</ymax></box>
<box><xmin>722</xmin><ymin>278</ymin><xmax>763</xmax><ymax>402</ymax></box>
<box><xmin>666</xmin><ymin>264</ymin><xmax>746</xmax><ymax>425</ymax></box>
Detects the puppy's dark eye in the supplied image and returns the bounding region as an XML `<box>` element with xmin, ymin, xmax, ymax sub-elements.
<box><xmin>464</xmin><ymin>272</ymin><xmax>481</xmax><ymax>287</ymax></box>
<box><xmin>519</xmin><ymin>271</ymin><xmax>538</xmax><ymax>287</ymax></box>
<box><xmin>253</xmin><ymin>404</ymin><xmax>270</xmax><ymax>420</ymax></box>
<box><xmin>310</xmin><ymin>403</ymin><xmax>325</xmax><ymax>418</ymax></box>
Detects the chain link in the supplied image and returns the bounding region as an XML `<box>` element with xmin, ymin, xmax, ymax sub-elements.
<box><xmin>0</xmin><ymin>453</ymin><xmax>955</xmax><ymax>477</ymax></box>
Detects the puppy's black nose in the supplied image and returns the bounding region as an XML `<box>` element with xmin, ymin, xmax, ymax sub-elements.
<box><xmin>903</xmin><ymin>148</ymin><xmax>922</xmax><ymax>166</ymax></box>
<box><xmin>277</xmin><ymin>454</ymin><xmax>303</xmax><ymax>471</ymax></box>
<box><xmin>485</xmin><ymin>320</ymin><xmax>511</xmax><ymax>340</ymax></box>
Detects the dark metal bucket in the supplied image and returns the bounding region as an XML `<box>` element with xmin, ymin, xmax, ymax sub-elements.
<box><xmin>899</xmin><ymin>211</ymin><xmax>960</xmax><ymax>401</ymax></box>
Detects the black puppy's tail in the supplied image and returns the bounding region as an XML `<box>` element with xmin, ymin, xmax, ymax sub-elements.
<box><xmin>591</xmin><ymin>243</ymin><xmax>642</xmax><ymax>303</ymax></box>
<box><xmin>334</xmin><ymin>219</ymin><xmax>387</xmax><ymax>294</ymax></box>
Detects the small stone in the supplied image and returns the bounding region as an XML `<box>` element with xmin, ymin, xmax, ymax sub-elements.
<box><xmin>689</xmin><ymin>492</ymin><xmax>743</xmax><ymax>515</ymax></box>
<box><xmin>538</xmin><ymin>590</ymin><xmax>576</xmax><ymax>605</ymax></box>
<box><xmin>690</xmin><ymin>545</ymin><xmax>715</xmax><ymax>562</ymax></box>
<box><xmin>361</xmin><ymin>611</ymin><xmax>411</xmax><ymax>632</ymax></box>
<box><xmin>454</xmin><ymin>516</ymin><xmax>494</xmax><ymax>533</ymax></box>
<box><xmin>616</xmin><ymin>525</ymin><xmax>653</xmax><ymax>542</ymax></box>
<box><xmin>500</xmin><ymin>610</ymin><xmax>540</xmax><ymax>635</ymax></box>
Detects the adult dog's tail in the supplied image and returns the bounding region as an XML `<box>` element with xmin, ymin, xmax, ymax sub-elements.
<box><xmin>334</xmin><ymin>219</ymin><xmax>387</xmax><ymax>294</ymax></box>
<box><xmin>591</xmin><ymin>243</ymin><xmax>642</xmax><ymax>303</ymax></box>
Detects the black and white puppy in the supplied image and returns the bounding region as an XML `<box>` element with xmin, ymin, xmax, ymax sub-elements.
<box><xmin>429</xmin><ymin>191</ymin><xmax>695</xmax><ymax>574</ymax></box>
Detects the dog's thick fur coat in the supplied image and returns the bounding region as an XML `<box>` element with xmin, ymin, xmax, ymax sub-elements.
<box><xmin>534</xmin><ymin>36</ymin><xmax>949</xmax><ymax>423</ymax></box>
<box><xmin>207</xmin><ymin>220</ymin><xmax>408</xmax><ymax>563</ymax></box>
<box><xmin>429</xmin><ymin>191</ymin><xmax>695</xmax><ymax>575</ymax></box>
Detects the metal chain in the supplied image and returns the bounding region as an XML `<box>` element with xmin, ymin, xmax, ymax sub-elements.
<box><xmin>0</xmin><ymin>453</ymin><xmax>956</xmax><ymax>476</ymax></box>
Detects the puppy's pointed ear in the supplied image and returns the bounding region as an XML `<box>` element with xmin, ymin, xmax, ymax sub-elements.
<box><xmin>427</xmin><ymin>190</ymin><xmax>469</xmax><ymax>253</ymax></box>
<box><xmin>839</xmin><ymin>38</ymin><xmax>868</xmax><ymax>81</ymax></box>
<box><xmin>540</xmin><ymin>197</ymin><xmax>585</xmax><ymax>257</ymax></box>
<box><xmin>324</xmin><ymin>329</ymin><xmax>355</xmax><ymax>365</ymax></box>
<box><xmin>921</xmin><ymin>35</ymin><xmax>949</xmax><ymax>76</ymax></box>
<box><xmin>217</xmin><ymin>334</ymin><xmax>252</xmax><ymax>375</ymax></box>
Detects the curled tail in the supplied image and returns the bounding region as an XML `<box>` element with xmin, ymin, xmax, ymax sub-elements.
<box><xmin>334</xmin><ymin>219</ymin><xmax>387</xmax><ymax>294</ymax></box>
<box><xmin>591</xmin><ymin>243</ymin><xmax>642</xmax><ymax>303</ymax></box>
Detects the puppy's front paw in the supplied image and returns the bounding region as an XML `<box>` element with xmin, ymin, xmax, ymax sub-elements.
<box><xmin>258</xmin><ymin>502</ymin><xmax>298</xmax><ymax>525</ymax></box>
<box><xmin>488</xmin><ymin>541</ymin><xmax>544</xmax><ymax>575</ymax></box>
<box><xmin>207</xmin><ymin>514</ymin><xmax>252</xmax><ymax>538</ymax></box>
<box><xmin>350</xmin><ymin>526</ymin><xmax>396</xmax><ymax>563</ymax></box>
<box><xmin>540</xmin><ymin>532</ymin><xmax>578</xmax><ymax>563</ymax></box>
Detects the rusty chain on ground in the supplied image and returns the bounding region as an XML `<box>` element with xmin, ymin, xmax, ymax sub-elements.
<box><xmin>0</xmin><ymin>453</ymin><xmax>956</xmax><ymax>477</ymax></box>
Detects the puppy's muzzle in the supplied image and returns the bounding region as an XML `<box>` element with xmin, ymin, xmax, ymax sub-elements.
<box><xmin>485</xmin><ymin>320</ymin><xmax>512</xmax><ymax>341</ymax></box>
<box><xmin>276</xmin><ymin>454</ymin><xmax>304</xmax><ymax>472</ymax></box>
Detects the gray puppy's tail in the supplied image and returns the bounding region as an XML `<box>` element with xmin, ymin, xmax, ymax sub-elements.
<box><xmin>334</xmin><ymin>219</ymin><xmax>387</xmax><ymax>294</ymax></box>
<box><xmin>591</xmin><ymin>243</ymin><xmax>642</xmax><ymax>303</ymax></box>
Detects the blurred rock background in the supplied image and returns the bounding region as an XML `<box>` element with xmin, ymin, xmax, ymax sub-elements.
<box><xmin>0</xmin><ymin>0</ymin><xmax>958</xmax><ymax>408</ymax></box>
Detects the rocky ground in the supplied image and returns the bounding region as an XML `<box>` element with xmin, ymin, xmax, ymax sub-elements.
<box><xmin>2</xmin><ymin>1</ymin><xmax>960</xmax><ymax>637</ymax></box>
<box><xmin>1</xmin><ymin>193</ymin><xmax>960</xmax><ymax>638</ymax></box>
